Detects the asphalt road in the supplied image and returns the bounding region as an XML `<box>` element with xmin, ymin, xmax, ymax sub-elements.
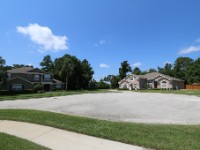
<box><xmin>0</xmin><ymin>91</ymin><xmax>200</xmax><ymax>124</ymax></box>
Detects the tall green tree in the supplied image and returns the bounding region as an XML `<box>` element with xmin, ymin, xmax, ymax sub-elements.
<box><xmin>158</xmin><ymin>63</ymin><xmax>173</xmax><ymax>76</ymax></box>
<box><xmin>54</xmin><ymin>54</ymin><xmax>76</xmax><ymax>90</ymax></box>
<box><xmin>119</xmin><ymin>61</ymin><xmax>131</xmax><ymax>79</ymax></box>
<box><xmin>110</xmin><ymin>75</ymin><xmax>120</xmax><ymax>89</ymax></box>
<box><xmin>173</xmin><ymin>57</ymin><xmax>193</xmax><ymax>83</ymax></box>
<box><xmin>81</xmin><ymin>59</ymin><xmax>94</xmax><ymax>89</ymax></box>
<box><xmin>190</xmin><ymin>58</ymin><xmax>200</xmax><ymax>83</ymax></box>
<box><xmin>13</xmin><ymin>64</ymin><xmax>33</xmax><ymax>68</ymax></box>
<box><xmin>148</xmin><ymin>68</ymin><xmax>157</xmax><ymax>73</ymax></box>
<box><xmin>132</xmin><ymin>67</ymin><xmax>142</xmax><ymax>75</ymax></box>
<box><xmin>0</xmin><ymin>56</ymin><xmax>7</xmax><ymax>87</ymax></box>
<box><xmin>0</xmin><ymin>56</ymin><xmax>5</xmax><ymax>68</ymax></box>
<box><xmin>40</xmin><ymin>55</ymin><xmax>54</xmax><ymax>73</ymax></box>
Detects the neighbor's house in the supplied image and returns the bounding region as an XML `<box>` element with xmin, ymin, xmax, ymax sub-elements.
<box><xmin>0</xmin><ymin>67</ymin><xmax>65</xmax><ymax>92</ymax></box>
<box><xmin>119</xmin><ymin>72</ymin><xmax>185</xmax><ymax>90</ymax></box>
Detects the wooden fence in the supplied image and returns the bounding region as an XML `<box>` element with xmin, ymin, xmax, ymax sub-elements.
<box><xmin>186</xmin><ymin>85</ymin><xmax>200</xmax><ymax>90</ymax></box>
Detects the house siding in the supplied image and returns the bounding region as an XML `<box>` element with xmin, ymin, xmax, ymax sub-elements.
<box><xmin>10</xmin><ymin>73</ymin><xmax>44</xmax><ymax>82</ymax></box>
<box><xmin>10</xmin><ymin>73</ymin><xmax>54</xmax><ymax>83</ymax></box>
<box><xmin>0</xmin><ymin>78</ymin><xmax>33</xmax><ymax>91</ymax></box>
<box><xmin>172</xmin><ymin>80</ymin><xmax>185</xmax><ymax>90</ymax></box>
<box><xmin>139</xmin><ymin>78</ymin><xmax>147</xmax><ymax>89</ymax></box>
<box><xmin>119</xmin><ymin>73</ymin><xmax>185</xmax><ymax>90</ymax></box>
<box><xmin>0</xmin><ymin>67</ymin><xmax>64</xmax><ymax>92</ymax></box>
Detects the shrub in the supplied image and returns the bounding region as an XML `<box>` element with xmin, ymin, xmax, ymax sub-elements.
<box><xmin>98</xmin><ymin>80</ymin><xmax>110</xmax><ymax>89</ymax></box>
<box><xmin>88</xmin><ymin>79</ymin><xmax>98</xmax><ymax>90</ymax></box>
<box><xmin>0</xmin><ymin>89</ymin><xmax>34</xmax><ymax>95</ymax></box>
<box><xmin>34</xmin><ymin>84</ymin><xmax>43</xmax><ymax>92</ymax></box>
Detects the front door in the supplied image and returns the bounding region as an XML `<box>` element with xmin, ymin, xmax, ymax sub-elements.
<box><xmin>44</xmin><ymin>84</ymin><xmax>51</xmax><ymax>91</ymax></box>
<box><xmin>154</xmin><ymin>81</ymin><xmax>157</xmax><ymax>88</ymax></box>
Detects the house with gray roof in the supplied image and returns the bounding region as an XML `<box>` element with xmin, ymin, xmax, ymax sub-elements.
<box><xmin>0</xmin><ymin>67</ymin><xmax>65</xmax><ymax>92</ymax></box>
<box><xmin>118</xmin><ymin>72</ymin><xmax>185</xmax><ymax>90</ymax></box>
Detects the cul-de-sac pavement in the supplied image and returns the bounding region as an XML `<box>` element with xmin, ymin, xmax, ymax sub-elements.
<box><xmin>0</xmin><ymin>91</ymin><xmax>200</xmax><ymax>125</ymax></box>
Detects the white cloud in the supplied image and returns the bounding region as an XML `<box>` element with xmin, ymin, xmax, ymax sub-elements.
<box><xmin>27</xmin><ymin>63</ymin><xmax>32</xmax><ymax>66</ymax></box>
<box><xmin>99</xmin><ymin>63</ymin><xmax>110</xmax><ymax>68</ymax></box>
<box><xmin>94</xmin><ymin>39</ymin><xmax>107</xmax><ymax>47</ymax></box>
<box><xmin>17</xmin><ymin>23</ymin><xmax>68</xmax><ymax>52</ymax></box>
<box><xmin>132</xmin><ymin>62</ymin><xmax>142</xmax><ymax>68</ymax></box>
<box><xmin>196</xmin><ymin>39</ymin><xmax>200</xmax><ymax>43</ymax></box>
<box><xmin>178</xmin><ymin>46</ymin><xmax>200</xmax><ymax>54</ymax></box>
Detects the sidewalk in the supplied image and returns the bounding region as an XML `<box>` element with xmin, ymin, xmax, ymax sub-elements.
<box><xmin>0</xmin><ymin>120</ymin><xmax>148</xmax><ymax>150</ymax></box>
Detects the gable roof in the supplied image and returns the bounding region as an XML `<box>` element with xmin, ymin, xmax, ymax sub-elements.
<box><xmin>119</xmin><ymin>72</ymin><xmax>184</xmax><ymax>83</ymax></box>
<box><xmin>7</xmin><ymin>76</ymin><xmax>33</xmax><ymax>84</ymax></box>
<box><xmin>7</xmin><ymin>67</ymin><xmax>46</xmax><ymax>74</ymax></box>
<box><xmin>141</xmin><ymin>72</ymin><xmax>184</xmax><ymax>81</ymax></box>
<box><xmin>53</xmin><ymin>78</ymin><xmax>64</xmax><ymax>84</ymax></box>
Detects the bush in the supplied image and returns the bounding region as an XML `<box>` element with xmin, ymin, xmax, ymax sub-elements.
<box><xmin>0</xmin><ymin>89</ymin><xmax>34</xmax><ymax>95</ymax></box>
<box><xmin>20</xmin><ymin>89</ymin><xmax>34</xmax><ymax>94</ymax></box>
<box><xmin>98</xmin><ymin>80</ymin><xmax>110</xmax><ymax>89</ymax></box>
<box><xmin>0</xmin><ymin>90</ymin><xmax>10</xmax><ymax>95</ymax></box>
<box><xmin>88</xmin><ymin>79</ymin><xmax>98</xmax><ymax>90</ymax></box>
<box><xmin>34</xmin><ymin>84</ymin><xmax>43</xmax><ymax>92</ymax></box>
<box><xmin>119</xmin><ymin>87</ymin><xmax>128</xmax><ymax>90</ymax></box>
<box><xmin>144</xmin><ymin>84</ymin><xmax>151</xmax><ymax>89</ymax></box>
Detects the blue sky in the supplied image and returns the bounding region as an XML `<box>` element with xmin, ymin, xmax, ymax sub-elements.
<box><xmin>1</xmin><ymin>0</ymin><xmax>200</xmax><ymax>80</ymax></box>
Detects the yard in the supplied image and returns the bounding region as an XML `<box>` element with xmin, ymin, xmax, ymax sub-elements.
<box><xmin>0</xmin><ymin>132</ymin><xmax>49</xmax><ymax>150</ymax></box>
<box><xmin>0</xmin><ymin>109</ymin><xmax>200</xmax><ymax>150</ymax></box>
<box><xmin>1</xmin><ymin>90</ymin><xmax>200</xmax><ymax>149</ymax></box>
<box><xmin>132</xmin><ymin>89</ymin><xmax>200</xmax><ymax>97</ymax></box>
<box><xmin>0</xmin><ymin>89</ymin><xmax>113</xmax><ymax>101</ymax></box>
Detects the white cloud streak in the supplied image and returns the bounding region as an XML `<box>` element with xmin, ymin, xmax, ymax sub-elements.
<box><xmin>132</xmin><ymin>62</ymin><xmax>142</xmax><ymax>68</ymax></box>
<box><xmin>99</xmin><ymin>63</ymin><xmax>110</xmax><ymax>68</ymax></box>
<box><xmin>94</xmin><ymin>39</ymin><xmax>107</xmax><ymax>47</ymax></box>
<box><xmin>17</xmin><ymin>23</ymin><xmax>68</xmax><ymax>52</ymax></box>
<box><xmin>178</xmin><ymin>46</ymin><xmax>200</xmax><ymax>54</ymax></box>
<box><xmin>196</xmin><ymin>38</ymin><xmax>200</xmax><ymax>43</ymax></box>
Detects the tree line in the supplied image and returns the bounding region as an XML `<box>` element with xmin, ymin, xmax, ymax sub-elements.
<box><xmin>1</xmin><ymin>55</ymin><xmax>200</xmax><ymax>90</ymax></box>
<box><xmin>0</xmin><ymin>55</ymin><xmax>95</xmax><ymax>90</ymax></box>
<box><xmin>40</xmin><ymin>54</ymin><xmax>94</xmax><ymax>90</ymax></box>
<box><xmin>101</xmin><ymin>57</ymin><xmax>200</xmax><ymax>89</ymax></box>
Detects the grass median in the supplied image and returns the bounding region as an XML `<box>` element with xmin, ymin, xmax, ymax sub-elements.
<box><xmin>0</xmin><ymin>132</ymin><xmax>49</xmax><ymax>150</ymax></box>
<box><xmin>0</xmin><ymin>109</ymin><xmax>200</xmax><ymax>150</ymax></box>
<box><xmin>0</xmin><ymin>89</ymin><xmax>114</xmax><ymax>101</ymax></box>
<box><xmin>132</xmin><ymin>89</ymin><xmax>200</xmax><ymax>97</ymax></box>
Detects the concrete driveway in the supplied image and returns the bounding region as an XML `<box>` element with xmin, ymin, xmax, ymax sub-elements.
<box><xmin>0</xmin><ymin>91</ymin><xmax>200</xmax><ymax>124</ymax></box>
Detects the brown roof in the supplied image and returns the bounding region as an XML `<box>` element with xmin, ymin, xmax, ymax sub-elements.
<box><xmin>7</xmin><ymin>67</ymin><xmax>46</xmax><ymax>74</ymax></box>
<box><xmin>53</xmin><ymin>78</ymin><xmax>64</xmax><ymax>84</ymax></box>
<box><xmin>135</xmin><ymin>75</ymin><xmax>146</xmax><ymax>79</ymax></box>
<box><xmin>119</xmin><ymin>72</ymin><xmax>184</xmax><ymax>83</ymax></box>
<box><xmin>141</xmin><ymin>72</ymin><xmax>183</xmax><ymax>81</ymax></box>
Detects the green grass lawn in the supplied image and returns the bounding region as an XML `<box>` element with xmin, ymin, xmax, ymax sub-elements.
<box><xmin>132</xmin><ymin>89</ymin><xmax>200</xmax><ymax>97</ymax></box>
<box><xmin>0</xmin><ymin>89</ymin><xmax>113</xmax><ymax>101</ymax></box>
<box><xmin>0</xmin><ymin>109</ymin><xmax>200</xmax><ymax>150</ymax></box>
<box><xmin>0</xmin><ymin>132</ymin><xmax>49</xmax><ymax>150</ymax></box>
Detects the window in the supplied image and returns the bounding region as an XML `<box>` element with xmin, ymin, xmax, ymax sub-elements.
<box><xmin>161</xmin><ymin>81</ymin><xmax>167</xmax><ymax>88</ymax></box>
<box><xmin>34</xmin><ymin>75</ymin><xmax>40</xmax><ymax>81</ymax></box>
<box><xmin>12</xmin><ymin>84</ymin><xmax>22</xmax><ymax>91</ymax></box>
<box><xmin>123</xmin><ymin>84</ymin><xmax>127</xmax><ymax>89</ymax></box>
<box><xmin>56</xmin><ymin>84</ymin><xmax>61</xmax><ymax>88</ymax></box>
<box><xmin>44</xmin><ymin>74</ymin><xmax>51</xmax><ymax>80</ymax></box>
<box><xmin>7</xmin><ymin>73</ymin><xmax>11</xmax><ymax>79</ymax></box>
<box><xmin>28</xmin><ymin>74</ymin><xmax>32</xmax><ymax>77</ymax></box>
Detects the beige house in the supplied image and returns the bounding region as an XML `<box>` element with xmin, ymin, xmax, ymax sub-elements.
<box><xmin>119</xmin><ymin>72</ymin><xmax>185</xmax><ymax>90</ymax></box>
